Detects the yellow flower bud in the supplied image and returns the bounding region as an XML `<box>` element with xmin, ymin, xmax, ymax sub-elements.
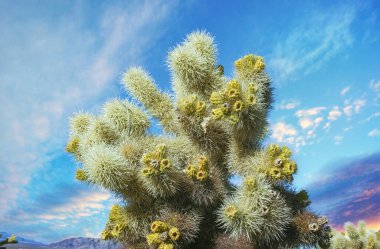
<box><xmin>197</xmin><ymin>156</ymin><xmax>209</xmax><ymax>171</ymax></box>
<box><xmin>228</xmin><ymin>114</ymin><xmax>239</xmax><ymax>124</ymax></box>
<box><xmin>269</xmin><ymin>167</ymin><xmax>282</xmax><ymax>179</ymax></box>
<box><xmin>233</xmin><ymin>100</ymin><xmax>244</xmax><ymax>112</ymax></box>
<box><xmin>150</xmin><ymin>221</ymin><xmax>168</xmax><ymax>233</ymax></box>
<box><xmin>146</xmin><ymin>233</ymin><xmax>162</xmax><ymax>245</ymax></box>
<box><xmin>196</xmin><ymin>170</ymin><xmax>208</xmax><ymax>181</ymax></box>
<box><xmin>66</xmin><ymin>137</ymin><xmax>80</xmax><ymax>154</ymax></box>
<box><xmin>227</xmin><ymin>88</ymin><xmax>240</xmax><ymax>99</ymax></box>
<box><xmin>226</xmin><ymin>79</ymin><xmax>240</xmax><ymax>90</ymax></box>
<box><xmin>184</xmin><ymin>165</ymin><xmax>197</xmax><ymax>178</ymax></box>
<box><xmin>281</xmin><ymin>146</ymin><xmax>292</xmax><ymax>158</ymax></box>
<box><xmin>212</xmin><ymin>108</ymin><xmax>225</xmax><ymax>120</ymax></box>
<box><xmin>210</xmin><ymin>92</ymin><xmax>223</xmax><ymax>105</ymax></box>
<box><xmin>244</xmin><ymin>176</ymin><xmax>256</xmax><ymax>189</ymax></box>
<box><xmin>142</xmin><ymin>167</ymin><xmax>155</xmax><ymax>177</ymax></box>
<box><xmin>158</xmin><ymin>243</ymin><xmax>174</xmax><ymax>249</ymax></box>
<box><xmin>246</xmin><ymin>95</ymin><xmax>257</xmax><ymax>106</ymax></box>
<box><xmin>248</xmin><ymin>82</ymin><xmax>258</xmax><ymax>93</ymax></box>
<box><xmin>169</xmin><ymin>227</ymin><xmax>181</xmax><ymax>241</ymax></box>
<box><xmin>254</xmin><ymin>56</ymin><xmax>265</xmax><ymax>72</ymax></box>
<box><xmin>195</xmin><ymin>101</ymin><xmax>206</xmax><ymax>115</ymax></box>
<box><xmin>225</xmin><ymin>205</ymin><xmax>238</xmax><ymax>218</ymax></box>
<box><xmin>160</xmin><ymin>159</ymin><xmax>171</xmax><ymax>171</ymax></box>
<box><xmin>75</xmin><ymin>169</ymin><xmax>88</xmax><ymax>181</ymax></box>
<box><xmin>283</xmin><ymin>161</ymin><xmax>297</xmax><ymax>175</ymax></box>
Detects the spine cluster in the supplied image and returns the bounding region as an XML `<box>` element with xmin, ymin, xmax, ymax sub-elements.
<box><xmin>67</xmin><ymin>31</ymin><xmax>332</xmax><ymax>249</ymax></box>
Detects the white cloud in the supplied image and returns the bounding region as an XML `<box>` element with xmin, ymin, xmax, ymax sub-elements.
<box><xmin>269</xmin><ymin>5</ymin><xmax>356</xmax><ymax>82</ymax></box>
<box><xmin>343</xmin><ymin>98</ymin><xmax>366</xmax><ymax>116</ymax></box>
<box><xmin>341</xmin><ymin>86</ymin><xmax>351</xmax><ymax>95</ymax></box>
<box><xmin>37</xmin><ymin>191</ymin><xmax>111</xmax><ymax>221</ymax></box>
<box><xmin>328</xmin><ymin>106</ymin><xmax>342</xmax><ymax>121</ymax></box>
<box><xmin>277</xmin><ymin>99</ymin><xmax>300</xmax><ymax>110</ymax></box>
<box><xmin>299</xmin><ymin>118</ymin><xmax>313</xmax><ymax>129</ymax></box>
<box><xmin>369</xmin><ymin>79</ymin><xmax>380</xmax><ymax>97</ymax></box>
<box><xmin>271</xmin><ymin>122</ymin><xmax>297</xmax><ymax>143</ymax></box>
<box><xmin>343</xmin><ymin>105</ymin><xmax>353</xmax><ymax>116</ymax></box>
<box><xmin>353</xmin><ymin>99</ymin><xmax>366</xmax><ymax>112</ymax></box>
<box><xmin>368</xmin><ymin>129</ymin><xmax>380</xmax><ymax>137</ymax></box>
<box><xmin>295</xmin><ymin>107</ymin><xmax>326</xmax><ymax>118</ymax></box>
<box><xmin>361</xmin><ymin>112</ymin><xmax>380</xmax><ymax>123</ymax></box>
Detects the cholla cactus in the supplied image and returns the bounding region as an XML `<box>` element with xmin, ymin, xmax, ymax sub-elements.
<box><xmin>67</xmin><ymin>31</ymin><xmax>331</xmax><ymax>248</ymax></box>
<box><xmin>0</xmin><ymin>234</ymin><xmax>18</xmax><ymax>247</ymax></box>
<box><xmin>322</xmin><ymin>221</ymin><xmax>380</xmax><ymax>249</ymax></box>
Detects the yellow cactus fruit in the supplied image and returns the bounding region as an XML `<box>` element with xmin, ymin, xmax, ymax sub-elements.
<box><xmin>269</xmin><ymin>167</ymin><xmax>282</xmax><ymax>179</ymax></box>
<box><xmin>210</xmin><ymin>92</ymin><xmax>224</xmax><ymax>105</ymax></box>
<box><xmin>228</xmin><ymin>114</ymin><xmax>239</xmax><ymax>124</ymax></box>
<box><xmin>281</xmin><ymin>146</ymin><xmax>292</xmax><ymax>158</ymax></box>
<box><xmin>66</xmin><ymin>137</ymin><xmax>80</xmax><ymax>154</ymax></box>
<box><xmin>109</xmin><ymin>205</ymin><xmax>122</xmax><ymax>222</ymax></box>
<box><xmin>184</xmin><ymin>165</ymin><xmax>197</xmax><ymax>178</ymax></box>
<box><xmin>179</xmin><ymin>95</ymin><xmax>197</xmax><ymax>115</ymax></box>
<box><xmin>146</xmin><ymin>233</ymin><xmax>162</xmax><ymax>245</ymax></box>
<box><xmin>227</xmin><ymin>88</ymin><xmax>240</xmax><ymax>99</ymax></box>
<box><xmin>225</xmin><ymin>205</ymin><xmax>238</xmax><ymax>218</ymax></box>
<box><xmin>243</xmin><ymin>176</ymin><xmax>256</xmax><ymax>189</ymax></box>
<box><xmin>248</xmin><ymin>82</ymin><xmax>258</xmax><ymax>93</ymax></box>
<box><xmin>267</xmin><ymin>144</ymin><xmax>281</xmax><ymax>157</ymax></box>
<box><xmin>234</xmin><ymin>54</ymin><xmax>255</xmax><ymax>71</ymax></box>
<box><xmin>169</xmin><ymin>227</ymin><xmax>181</xmax><ymax>241</ymax></box>
<box><xmin>160</xmin><ymin>158</ymin><xmax>171</xmax><ymax>171</ymax></box>
<box><xmin>196</xmin><ymin>170</ymin><xmax>208</xmax><ymax>181</ymax></box>
<box><xmin>198</xmin><ymin>156</ymin><xmax>209</xmax><ymax>171</ymax></box>
<box><xmin>151</xmin><ymin>221</ymin><xmax>168</xmax><ymax>233</ymax></box>
<box><xmin>142</xmin><ymin>167</ymin><xmax>155</xmax><ymax>177</ymax></box>
<box><xmin>283</xmin><ymin>161</ymin><xmax>297</xmax><ymax>175</ymax></box>
<box><xmin>233</xmin><ymin>100</ymin><xmax>244</xmax><ymax>112</ymax></box>
<box><xmin>212</xmin><ymin>108</ymin><xmax>225</xmax><ymax>120</ymax></box>
<box><xmin>246</xmin><ymin>95</ymin><xmax>257</xmax><ymax>106</ymax></box>
<box><xmin>254</xmin><ymin>56</ymin><xmax>265</xmax><ymax>72</ymax></box>
<box><xmin>75</xmin><ymin>169</ymin><xmax>88</xmax><ymax>181</ymax></box>
<box><xmin>158</xmin><ymin>243</ymin><xmax>174</xmax><ymax>249</ymax></box>
<box><xmin>195</xmin><ymin>101</ymin><xmax>206</xmax><ymax>115</ymax></box>
<box><xmin>155</xmin><ymin>143</ymin><xmax>166</xmax><ymax>158</ymax></box>
<box><xmin>226</xmin><ymin>79</ymin><xmax>240</xmax><ymax>90</ymax></box>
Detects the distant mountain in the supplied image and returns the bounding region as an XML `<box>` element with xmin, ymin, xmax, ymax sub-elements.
<box><xmin>0</xmin><ymin>232</ymin><xmax>121</xmax><ymax>249</ymax></box>
<box><xmin>0</xmin><ymin>232</ymin><xmax>45</xmax><ymax>245</ymax></box>
<box><xmin>49</xmin><ymin>237</ymin><xmax>121</xmax><ymax>249</ymax></box>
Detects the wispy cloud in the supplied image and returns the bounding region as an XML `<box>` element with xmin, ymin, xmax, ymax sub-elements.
<box><xmin>277</xmin><ymin>99</ymin><xmax>300</xmax><ymax>110</ymax></box>
<box><xmin>341</xmin><ymin>86</ymin><xmax>351</xmax><ymax>96</ymax></box>
<box><xmin>361</xmin><ymin>112</ymin><xmax>380</xmax><ymax>123</ymax></box>
<box><xmin>368</xmin><ymin>129</ymin><xmax>380</xmax><ymax>137</ymax></box>
<box><xmin>343</xmin><ymin>98</ymin><xmax>366</xmax><ymax>116</ymax></box>
<box><xmin>328</xmin><ymin>106</ymin><xmax>342</xmax><ymax>121</ymax></box>
<box><xmin>269</xmin><ymin>4</ymin><xmax>356</xmax><ymax>82</ymax></box>
<box><xmin>369</xmin><ymin>79</ymin><xmax>380</xmax><ymax>97</ymax></box>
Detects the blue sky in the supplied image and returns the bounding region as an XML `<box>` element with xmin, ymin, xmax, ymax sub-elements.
<box><xmin>0</xmin><ymin>0</ymin><xmax>379</xmax><ymax>243</ymax></box>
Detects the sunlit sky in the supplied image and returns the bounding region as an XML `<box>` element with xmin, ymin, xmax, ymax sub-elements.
<box><xmin>0</xmin><ymin>0</ymin><xmax>379</xmax><ymax>243</ymax></box>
